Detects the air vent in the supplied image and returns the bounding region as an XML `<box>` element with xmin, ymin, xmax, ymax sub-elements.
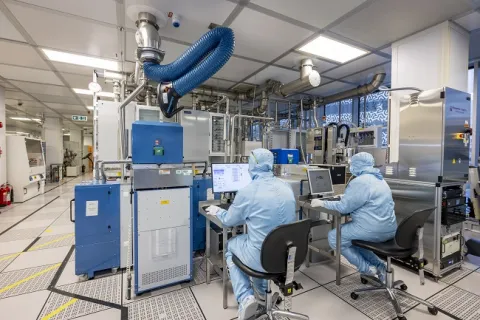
<box><xmin>142</xmin><ymin>265</ymin><xmax>188</xmax><ymax>285</ymax></box>
<box><xmin>409</xmin><ymin>167</ymin><xmax>417</xmax><ymax>177</ymax></box>
<box><xmin>385</xmin><ymin>166</ymin><xmax>394</xmax><ymax>175</ymax></box>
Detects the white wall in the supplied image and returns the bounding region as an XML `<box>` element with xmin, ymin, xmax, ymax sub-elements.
<box><xmin>43</xmin><ymin>117</ymin><xmax>63</xmax><ymax>172</ymax></box>
<box><xmin>0</xmin><ymin>86</ymin><xmax>5</xmax><ymax>185</ymax></box>
<box><xmin>83</xmin><ymin>135</ymin><xmax>92</xmax><ymax>146</ymax></box>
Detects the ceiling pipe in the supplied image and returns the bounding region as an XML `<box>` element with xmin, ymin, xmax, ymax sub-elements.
<box><xmin>274</xmin><ymin>59</ymin><xmax>321</xmax><ymax>97</ymax></box>
<box><xmin>319</xmin><ymin>73</ymin><xmax>386</xmax><ymax>105</ymax></box>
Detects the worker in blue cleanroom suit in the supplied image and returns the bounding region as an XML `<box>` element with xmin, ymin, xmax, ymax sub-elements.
<box><xmin>205</xmin><ymin>149</ymin><xmax>296</xmax><ymax>320</ymax></box>
<box><xmin>311</xmin><ymin>152</ymin><xmax>397</xmax><ymax>282</ymax></box>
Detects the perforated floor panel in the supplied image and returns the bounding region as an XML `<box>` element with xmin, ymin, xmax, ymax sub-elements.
<box><xmin>193</xmin><ymin>258</ymin><xmax>220</xmax><ymax>285</ymax></box>
<box><xmin>0</xmin><ymin>253</ymin><xmax>18</xmax><ymax>272</ymax></box>
<box><xmin>27</xmin><ymin>211</ymin><xmax>64</xmax><ymax>221</ymax></box>
<box><xmin>37</xmin><ymin>292</ymin><xmax>109</xmax><ymax>320</ymax></box>
<box><xmin>58</xmin><ymin>274</ymin><xmax>122</xmax><ymax>304</ymax></box>
<box><xmin>128</xmin><ymin>288</ymin><xmax>205</xmax><ymax>320</ymax></box>
<box><xmin>0</xmin><ymin>263</ymin><xmax>59</xmax><ymax>299</ymax></box>
<box><xmin>0</xmin><ymin>227</ymin><xmax>45</xmax><ymax>242</ymax></box>
<box><xmin>29</xmin><ymin>234</ymin><xmax>75</xmax><ymax>251</ymax></box>
<box><xmin>340</xmin><ymin>256</ymin><xmax>358</xmax><ymax>271</ymax></box>
<box><xmin>324</xmin><ymin>273</ymin><xmax>417</xmax><ymax>320</ymax></box>
<box><xmin>429</xmin><ymin>286</ymin><xmax>480</xmax><ymax>320</ymax></box>
<box><xmin>439</xmin><ymin>267</ymin><xmax>475</xmax><ymax>285</ymax></box>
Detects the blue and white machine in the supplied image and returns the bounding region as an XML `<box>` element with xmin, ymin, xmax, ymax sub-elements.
<box><xmin>132</xmin><ymin>121</ymin><xmax>193</xmax><ymax>294</ymax></box>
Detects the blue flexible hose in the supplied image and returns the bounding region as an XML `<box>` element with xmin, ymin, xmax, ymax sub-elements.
<box><xmin>143</xmin><ymin>27</ymin><xmax>235</xmax><ymax>97</ymax></box>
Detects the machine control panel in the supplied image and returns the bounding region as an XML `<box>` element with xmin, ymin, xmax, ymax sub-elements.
<box><xmin>441</xmin><ymin>186</ymin><xmax>467</xmax><ymax>226</ymax></box>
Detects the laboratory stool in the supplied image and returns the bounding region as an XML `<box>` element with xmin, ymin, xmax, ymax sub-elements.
<box><xmin>232</xmin><ymin>219</ymin><xmax>312</xmax><ymax>320</ymax></box>
<box><xmin>350</xmin><ymin>208</ymin><xmax>438</xmax><ymax>320</ymax></box>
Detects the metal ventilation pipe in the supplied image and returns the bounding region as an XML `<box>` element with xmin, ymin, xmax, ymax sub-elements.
<box><xmin>135</xmin><ymin>12</ymin><xmax>164</xmax><ymax>64</ymax></box>
<box><xmin>320</xmin><ymin>73</ymin><xmax>386</xmax><ymax>105</ymax></box>
<box><xmin>255</xmin><ymin>91</ymin><xmax>269</xmax><ymax>115</ymax></box>
<box><xmin>275</xmin><ymin>59</ymin><xmax>321</xmax><ymax>97</ymax></box>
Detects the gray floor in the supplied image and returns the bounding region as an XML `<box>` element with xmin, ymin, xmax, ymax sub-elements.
<box><xmin>0</xmin><ymin>175</ymin><xmax>479</xmax><ymax>320</ymax></box>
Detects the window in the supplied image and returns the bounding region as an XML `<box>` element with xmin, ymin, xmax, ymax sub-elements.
<box><xmin>324</xmin><ymin>99</ymin><xmax>353</xmax><ymax>124</ymax></box>
<box><xmin>360</xmin><ymin>91</ymin><xmax>389</xmax><ymax>147</ymax></box>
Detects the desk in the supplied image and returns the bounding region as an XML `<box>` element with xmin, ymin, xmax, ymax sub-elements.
<box><xmin>298</xmin><ymin>196</ymin><xmax>344</xmax><ymax>286</ymax></box>
<box><xmin>199</xmin><ymin>200</ymin><xmax>229</xmax><ymax>309</ymax></box>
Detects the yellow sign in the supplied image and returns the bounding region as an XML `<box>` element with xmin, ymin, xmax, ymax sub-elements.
<box><xmin>160</xmin><ymin>200</ymin><xmax>170</xmax><ymax>205</ymax></box>
<box><xmin>452</xmin><ymin>133</ymin><xmax>464</xmax><ymax>140</ymax></box>
<box><xmin>452</xmin><ymin>159</ymin><xmax>456</xmax><ymax>164</ymax></box>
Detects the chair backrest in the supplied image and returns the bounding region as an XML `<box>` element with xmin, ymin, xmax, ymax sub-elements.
<box><xmin>395</xmin><ymin>207</ymin><xmax>436</xmax><ymax>249</ymax></box>
<box><xmin>261</xmin><ymin>219</ymin><xmax>312</xmax><ymax>274</ymax></box>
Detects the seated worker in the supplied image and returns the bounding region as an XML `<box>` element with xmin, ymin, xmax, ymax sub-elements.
<box><xmin>205</xmin><ymin>148</ymin><xmax>296</xmax><ymax>320</ymax></box>
<box><xmin>311</xmin><ymin>152</ymin><xmax>397</xmax><ymax>282</ymax></box>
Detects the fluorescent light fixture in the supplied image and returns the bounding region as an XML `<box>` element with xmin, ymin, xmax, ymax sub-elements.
<box><xmin>298</xmin><ymin>35</ymin><xmax>368</xmax><ymax>63</ymax></box>
<box><xmin>42</xmin><ymin>48</ymin><xmax>120</xmax><ymax>71</ymax></box>
<box><xmin>10</xmin><ymin>117</ymin><xmax>32</xmax><ymax>121</ymax></box>
<box><xmin>87</xmin><ymin>106</ymin><xmax>94</xmax><ymax>110</ymax></box>
<box><xmin>73</xmin><ymin>88</ymin><xmax>115</xmax><ymax>98</ymax></box>
<box><xmin>16</xmin><ymin>131</ymin><xmax>29</xmax><ymax>135</ymax></box>
<box><xmin>32</xmin><ymin>118</ymin><xmax>41</xmax><ymax>122</ymax></box>
<box><xmin>63</xmin><ymin>133</ymin><xmax>71</xmax><ymax>136</ymax></box>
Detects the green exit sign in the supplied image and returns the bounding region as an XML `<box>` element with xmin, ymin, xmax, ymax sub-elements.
<box><xmin>72</xmin><ymin>115</ymin><xmax>88</xmax><ymax>121</ymax></box>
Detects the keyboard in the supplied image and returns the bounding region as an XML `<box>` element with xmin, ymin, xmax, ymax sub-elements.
<box><xmin>202</xmin><ymin>203</ymin><xmax>231</xmax><ymax>212</ymax></box>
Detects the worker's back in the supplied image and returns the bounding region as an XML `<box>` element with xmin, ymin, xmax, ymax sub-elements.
<box><xmin>241</xmin><ymin>173</ymin><xmax>296</xmax><ymax>251</ymax></box>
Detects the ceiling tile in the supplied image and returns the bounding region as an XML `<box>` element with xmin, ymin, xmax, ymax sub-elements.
<box><xmin>0</xmin><ymin>10</ymin><xmax>25</xmax><ymax>42</ymax></box>
<box><xmin>0</xmin><ymin>40</ymin><xmax>49</xmax><ymax>69</ymax></box>
<box><xmin>52</xmin><ymin>62</ymin><xmax>93</xmax><ymax>76</ymax></box>
<box><xmin>330</xmin><ymin>0</ymin><xmax>474</xmax><ymax>47</ymax></box>
<box><xmin>61</xmin><ymin>73</ymin><xmax>113</xmax><ymax>92</ymax></box>
<box><xmin>5</xmin><ymin>98</ymin><xmax>44</xmax><ymax>109</ymax></box>
<box><xmin>214</xmin><ymin>57</ymin><xmax>264</xmax><ymax>82</ymax></box>
<box><xmin>124</xmin><ymin>0</ymin><xmax>236</xmax><ymax>41</ymax></box>
<box><xmin>5</xmin><ymin>90</ymin><xmax>34</xmax><ymax>101</ymax></box>
<box><xmin>8</xmin><ymin>80</ymin><xmax>73</xmax><ymax>97</ymax></box>
<box><xmin>45</xmin><ymin>103</ymin><xmax>87</xmax><ymax>113</ymax></box>
<box><xmin>324</xmin><ymin>53</ymin><xmax>389</xmax><ymax>79</ymax></box>
<box><xmin>381</xmin><ymin>46</ymin><xmax>392</xmax><ymax>56</ymax></box>
<box><xmin>247</xmin><ymin>65</ymin><xmax>299</xmax><ymax>85</ymax></box>
<box><xmin>230</xmin><ymin>8</ymin><xmax>314</xmax><ymax>61</ymax></box>
<box><xmin>275</xmin><ymin>52</ymin><xmax>337</xmax><ymax>73</ymax></box>
<box><xmin>0</xmin><ymin>64</ymin><xmax>62</xmax><ymax>85</ymax></box>
<box><xmin>202</xmin><ymin>78</ymin><xmax>236</xmax><ymax>89</ymax></box>
<box><xmin>342</xmin><ymin>62</ymin><xmax>391</xmax><ymax>84</ymax></box>
<box><xmin>0</xmin><ymin>80</ymin><xmax>16</xmax><ymax>90</ymax></box>
<box><xmin>250</xmin><ymin>0</ymin><xmax>366</xmax><ymax>29</ymax></box>
<box><xmin>16</xmin><ymin>0</ymin><xmax>118</xmax><ymax>25</ymax></box>
<box><xmin>306</xmin><ymin>81</ymin><xmax>356</xmax><ymax>96</ymax></box>
<box><xmin>6</xmin><ymin>1</ymin><xmax>120</xmax><ymax>59</ymax></box>
<box><xmin>455</xmin><ymin>11</ymin><xmax>480</xmax><ymax>31</ymax></box>
<box><xmin>31</xmin><ymin>94</ymin><xmax>81</xmax><ymax>105</ymax></box>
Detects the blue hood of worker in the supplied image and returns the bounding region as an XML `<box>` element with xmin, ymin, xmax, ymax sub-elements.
<box><xmin>350</xmin><ymin>152</ymin><xmax>383</xmax><ymax>180</ymax></box>
<box><xmin>248</xmin><ymin>148</ymin><xmax>274</xmax><ymax>179</ymax></box>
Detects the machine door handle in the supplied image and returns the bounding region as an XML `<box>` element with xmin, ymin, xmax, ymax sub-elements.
<box><xmin>70</xmin><ymin>198</ymin><xmax>75</xmax><ymax>223</ymax></box>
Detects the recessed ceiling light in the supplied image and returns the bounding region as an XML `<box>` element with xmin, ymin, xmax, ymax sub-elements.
<box><xmin>298</xmin><ymin>35</ymin><xmax>368</xmax><ymax>63</ymax></box>
<box><xmin>63</xmin><ymin>133</ymin><xmax>71</xmax><ymax>136</ymax></box>
<box><xmin>10</xmin><ymin>117</ymin><xmax>32</xmax><ymax>121</ymax></box>
<box><xmin>73</xmin><ymin>88</ymin><xmax>115</xmax><ymax>98</ymax></box>
<box><xmin>87</xmin><ymin>106</ymin><xmax>95</xmax><ymax>110</ymax></box>
<box><xmin>42</xmin><ymin>48</ymin><xmax>120</xmax><ymax>71</ymax></box>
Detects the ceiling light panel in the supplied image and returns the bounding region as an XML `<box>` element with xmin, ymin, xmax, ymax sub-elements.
<box><xmin>250</xmin><ymin>0</ymin><xmax>367</xmax><ymax>29</ymax></box>
<box><xmin>10</xmin><ymin>117</ymin><xmax>33</xmax><ymax>121</ymax></box>
<box><xmin>0</xmin><ymin>10</ymin><xmax>25</xmax><ymax>42</ymax></box>
<box><xmin>298</xmin><ymin>35</ymin><xmax>368</xmax><ymax>63</ymax></box>
<box><xmin>275</xmin><ymin>52</ymin><xmax>338</xmax><ymax>73</ymax></box>
<box><xmin>5</xmin><ymin>1</ymin><xmax>119</xmax><ymax>59</ymax></box>
<box><xmin>230</xmin><ymin>7</ymin><xmax>313</xmax><ymax>61</ymax></box>
<box><xmin>42</xmin><ymin>49</ymin><xmax>120</xmax><ymax>71</ymax></box>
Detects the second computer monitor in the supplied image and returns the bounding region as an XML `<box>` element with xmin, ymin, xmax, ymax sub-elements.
<box><xmin>307</xmin><ymin>169</ymin><xmax>334</xmax><ymax>196</ymax></box>
<box><xmin>212</xmin><ymin>163</ymin><xmax>252</xmax><ymax>193</ymax></box>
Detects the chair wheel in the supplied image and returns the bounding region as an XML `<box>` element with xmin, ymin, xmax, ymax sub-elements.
<box><xmin>428</xmin><ymin>307</ymin><xmax>438</xmax><ymax>315</ymax></box>
<box><xmin>350</xmin><ymin>292</ymin><xmax>359</xmax><ymax>300</ymax></box>
<box><xmin>398</xmin><ymin>316</ymin><xmax>407</xmax><ymax>320</ymax></box>
<box><xmin>276</xmin><ymin>297</ymin><xmax>283</xmax><ymax>305</ymax></box>
<box><xmin>400</xmin><ymin>284</ymin><xmax>408</xmax><ymax>291</ymax></box>
<box><xmin>361</xmin><ymin>277</ymin><xmax>368</xmax><ymax>284</ymax></box>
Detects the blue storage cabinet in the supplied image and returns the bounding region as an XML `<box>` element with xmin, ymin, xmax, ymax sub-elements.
<box><xmin>271</xmin><ymin>148</ymin><xmax>299</xmax><ymax>164</ymax></box>
<box><xmin>74</xmin><ymin>182</ymin><xmax>121</xmax><ymax>278</ymax></box>
<box><xmin>191</xmin><ymin>176</ymin><xmax>219</xmax><ymax>251</ymax></box>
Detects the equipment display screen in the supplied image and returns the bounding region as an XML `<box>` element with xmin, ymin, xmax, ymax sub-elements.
<box><xmin>307</xmin><ymin>169</ymin><xmax>334</xmax><ymax>195</ymax></box>
<box><xmin>212</xmin><ymin>163</ymin><xmax>252</xmax><ymax>193</ymax></box>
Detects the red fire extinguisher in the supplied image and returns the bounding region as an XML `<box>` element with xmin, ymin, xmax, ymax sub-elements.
<box><xmin>0</xmin><ymin>185</ymin><xmax>11</xmax><ymax>207</ymax></box>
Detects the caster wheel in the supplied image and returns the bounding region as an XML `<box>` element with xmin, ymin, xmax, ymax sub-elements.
<box><xmin>361</xmin><ymin>277</ymin><xmax>368</xmax><ymax>285</ymax></box>
<box><xmin>350</xmin><ymin>292</ymin><xmax>359</xmax><ymax>300</ymax></box>
<box><xmin>78</xmin><ymin>274</ymin><xmax>88</xmax><ymax>281</ymax></box>
<box><xmin>398</xmin><ymin>316</ymin><xmax>407</xmax><ymax>320</ymax></box>
<box><xmin>276</xmin><ymin>297</ymin><xmax>283</xmax><ymax>305</ymax></box>
<box><xmin>111</xmin><ymin>268</ymin><xmax>118</xmax><ymax>274</ymax></box>
<box><xmin>428</xmin><ymin>307</ymin><xmax>438</xmax><ymax>315</ymax></box>
<box><xmin>400</xmin><ymin>284</ymin><xmax>408</xmax><ymax>291</ymax></box>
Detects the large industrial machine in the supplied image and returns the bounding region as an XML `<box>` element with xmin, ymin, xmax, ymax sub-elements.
<box><xmin>6</xmin><ymin>135</ymin><xmax>46</xmax><ymax>202</ymax></box>
<box><xmin>383</xmin><ymin>87</ymin><xmax>472</xmax><ymax>278</ymax></box>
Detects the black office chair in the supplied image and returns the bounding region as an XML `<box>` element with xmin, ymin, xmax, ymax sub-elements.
<box><xmin>232</xmin><ymin>219</ymin><xmax>312</xmax><ymax>320</ymax></box>
<box><xmin>350</xmin><ymin>208</ymin><xmax>438</xmax><ymax>320</ymax></box>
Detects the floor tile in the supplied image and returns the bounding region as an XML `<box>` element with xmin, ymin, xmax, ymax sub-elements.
<box><xmin>4</xmin><ymin>246</ymin><xmax>70</xmax><ymax>272</ymax></box>
<box><xmin>404</xmin><ymin>305</ymin><xmax>452</xmax><ymax>320</ymax></box>
<box><xmin>0</xmin><ymin>227</ymin><xmax>45</xmax><ymax>242</ymax></box>
<box><xmin>29</xmin><ymin>233</ymin><xmax>74</xmax><ymax>251</ymax></box>
<box><xmin>0</xmin><ymin>238</ymin><xmax>34</xmax><ymax>255</ymax></box>
<box><xmin>10</xmin><ymin>219</ymin><xmax>52</xmax><ymax>230</ymax></box>
<box><xmin>38</xmin><ymin>291</ymin><xmax>108</xmax><ymax>320</ymax></box>
<box><xmin>55</xmin><ymin>261</ymin><xmax>82</xmax><ymax>287</ymax></box>
<box><xmin>393</xmin><ymin>265</ymin><xmax>447</xmax><ymax>299</ymax></box>
<box><xmin>292</xmin><ymin>287</ymin><xmax>370</xmax><ymax>320</ymax></box>
<box><xmin>428</xmin><ymin>286</ymin><xmax>480</xmax><ymax>320</ymax></box>
<box><xmin>0</xmin><ymin>289</ymin><xmax>51</xmax><ymax>319</ymax></box>
<box><xmin>59</xmin><ymin>274</ymin><xmax>122</xmax><ymax>305</ymax></box>
<box><xmin>300</xmin><ymin>260</ymin><xmax>357</xmax><ymax>285</ymax></box>
<box><xmin>272</xmin><ymin>271</ymin><xmax>320</xmax><ymax>297</ymax></box>
<box><xmin>191</xmin><ymin>279</ymin><xmax>238</xmax><ymax>320</ymax></box>
<box><xmin>439</xmin><ymin>267</ymin><xmax>475</xmax><ymax>285</ymax></box>
<box><xmin>122</xmin><ymin>270</ymin><xmax>182</xmax><ymax>305</ymax></box>
<box><xmin>74</xmin><ymin>308</ymin><xmax>121</xmax><ymax>320</ymax></box>
<box><xmin>454</xmin><ymin>271</ymin><xmax>480</xmax><ymax>296</ymax></box>
<box><xmin>0</xmin><ymin>216</ymin><xmax>24</xmax><ymax>224</ymax></box>
<box><xmin>41</xmin><ymin>224</ymin><xmax>75</xmax><ymax>236</ymax></box>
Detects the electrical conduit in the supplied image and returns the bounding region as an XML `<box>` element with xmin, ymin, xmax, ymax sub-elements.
<box><xmin>143</xmin><ymin>27</ymin><xmax>235</xmax><ymax>118</ymax></box>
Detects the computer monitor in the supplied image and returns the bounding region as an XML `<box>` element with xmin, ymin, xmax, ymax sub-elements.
<box><xmin>307</xmin><ymin>169</ymin><xmax>334</xmax><ymax>196</ymax></box>
<box><xmin>211</xmin><ymin>163</ymin><xmax>252</xmax><ymax>193</ymax></box>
